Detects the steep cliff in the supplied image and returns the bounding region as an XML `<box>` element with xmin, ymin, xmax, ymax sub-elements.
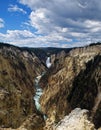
<box><xmin>0</xmin><ymin>43</ymin><xmax>46</xmax><ymax>129</ymax></box>
<box><xmin>40</xmin><ymin>44</ymin><xmax>101</xmax><ymax>129</ymax></box>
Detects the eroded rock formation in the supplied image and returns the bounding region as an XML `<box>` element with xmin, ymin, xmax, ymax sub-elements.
<box><xmin>40</xmin><ymin>44</ymin><xmax>101</xmax><ymax>129</ymax></box>
<box><xmin>0</xmin><ymin>44</ymin><xmax>46</xmax><ymax>129</ymax></box>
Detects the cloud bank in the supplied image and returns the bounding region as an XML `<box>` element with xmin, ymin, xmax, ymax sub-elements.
<box><xmin>1</xmin><ymin>0</ymin><xmax>101</xmax><ymax>48</ymax></box>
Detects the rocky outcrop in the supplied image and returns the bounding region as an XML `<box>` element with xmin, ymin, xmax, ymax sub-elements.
<box><xmin>55</xmin><ymin>108</ymin><xmax>95</xmax><ymax>130</ymax></box>
<box><xmin>43</xmin><ymin>108</ymin><xmax>96</xmax><ymax>130</ymax></box>
<box><xmin>40</xmin><ymin>44</ymin><xmax>101</xmax><ymax>128</ymax></box>
<box><xmin>0</xmin><ymin>44</ymin><xmax>46</xmax><ymax>129</ymax></box>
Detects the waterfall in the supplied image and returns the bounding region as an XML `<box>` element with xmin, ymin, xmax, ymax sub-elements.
<box><xmin>46</xmin><ymin>57</ymin><xmax>51</xmax><ymax>68</ymax></box>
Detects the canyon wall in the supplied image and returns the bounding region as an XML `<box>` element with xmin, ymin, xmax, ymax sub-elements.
<box><xmin>0</xmin><ymin>44</ymin><xmax>46</xmax><ymax>129</ymax></box>
<box><xmin>40</xmin><ymin>44</ymin><xmax>101</xmax><ymax>129</ymax></box>
<box><xmin>0</xmin><ymin>43</ymin><xmax>101</xmax><ymax>129</ymax></box>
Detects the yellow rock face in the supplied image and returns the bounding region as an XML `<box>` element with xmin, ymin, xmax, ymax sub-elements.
<box><xmin>40</xmin><ymin>44</ymin><xmax>101</xmax><ymax>128</ymax></box>
<box><xmin>0</xmin><ymin>45</ymin><xmax>46</xmax><ymax>129</ymax></box>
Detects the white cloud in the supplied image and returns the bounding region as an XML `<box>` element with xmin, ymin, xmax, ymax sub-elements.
<box><xmin>6</xmin><ymin>30</ymin><xmax>34</xmax><ymax>38</ymax></box>
<box><xmin>18</xmin><ymin>0</ymin><xmax>101</xmax><ymax>47</ymax></box>
<box><xmin>0</xmin><ymin>0</ymin><xmax>100</xmax><ymax>48</ymax></box>
<box><xmin>85</xmin><ymin>20</ymin><xmax>101</xmax><ymax>28</ymax></box>
<box><xmin>0</xmin><ymin>29</ymin><xmax>72</xmax><ymax>48</ymax></box>
<box><xmin>0</xmin><ymin>30</ymin><xmax>35</xmax><ymax>44</ymax></box>
<box><xmin>0</xmin><ymin>28</ymin><xmax>100</xmax><ymax>48</ymax></box>
<box><xmin>8</xmin><ymin>4</ymin><xmax>27</xmax><ymax>14</ymax></box>
<box><xmin>0</xmin><ymin>18</ymin><xmax>4</xmax><ymax>28</ymax></box>
<box><xmin>29</xmin><ymin>9</ymin><xmax>51</xmax><ymax>34</ymax></box>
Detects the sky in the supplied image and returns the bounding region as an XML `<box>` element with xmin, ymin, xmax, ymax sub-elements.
<box><xmin>0</xmin><ymin>0</ymin><xmax>101</xmax><ymax>48</ymax></box>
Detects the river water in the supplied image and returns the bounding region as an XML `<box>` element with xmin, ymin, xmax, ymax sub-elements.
<box><xmin>34</xmin><ymin>75</ymin><xmax>43</xmax><ymax>111</ymax></box>
<box><xmin>34</xmin><ymin>57</ymin><xmax>51</xmax><ymax>118</ymax></box>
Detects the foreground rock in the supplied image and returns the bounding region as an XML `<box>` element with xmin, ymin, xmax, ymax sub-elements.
<box><xmin>55</xmin><ymin>108</ymin><xmax>95</xmax><ymax>130</ymax></box>
<box><xmin>43</xmin><ymin>108</ymin><xmax>96</xmax><ymax>130</ymax></box>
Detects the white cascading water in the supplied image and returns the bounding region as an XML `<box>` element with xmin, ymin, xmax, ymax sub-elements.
<box><xmin>46</xmin><ymin>57</ymin><xmax>52</xmax><ymax>68</ymax></box>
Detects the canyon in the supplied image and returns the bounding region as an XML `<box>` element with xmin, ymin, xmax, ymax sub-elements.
<box><xmin>0</xmin><ymin>42</ymin><xmax>101</xmax><ymax>130</ymax></box>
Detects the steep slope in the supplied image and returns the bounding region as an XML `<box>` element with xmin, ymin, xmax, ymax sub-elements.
<box><xmin>40</xmin><ymin>44</ymin><xmax>101</xmax><ymax>128</ymax></box>
<box><xmin>0</xmin><ymin>43</ymin><xmax>46</xmax><ymax>129</ymax></box>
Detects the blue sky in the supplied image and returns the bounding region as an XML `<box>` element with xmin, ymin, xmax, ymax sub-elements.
<box><xmin>0</xmin><ymin>0</ymin><xmax>101</xmax><ymax>48</ymax></box>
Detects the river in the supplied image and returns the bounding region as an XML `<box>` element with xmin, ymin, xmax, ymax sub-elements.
<box><xmin>34</xmin><ymin>57</ymin><xmax>51</xmax><ymax>118</ymax></box>
<box><xmin>34</xmin><ymin>75</ymin><xmax>43</xmax><ymax>111</ymax></box>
